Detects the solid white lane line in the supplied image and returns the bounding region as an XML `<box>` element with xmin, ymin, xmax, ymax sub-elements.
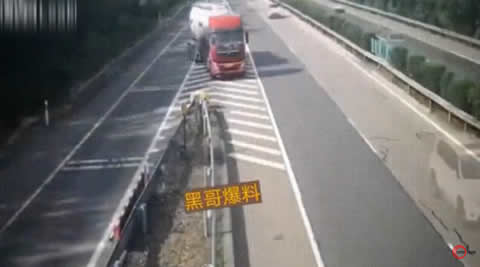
<box><xmin>228</xmin><ymin>153</ymin><xmax>285</xmax><ymax>170</ymax></box>
<box><xmin>0</xmin><ymin>25</ymin><xmax>188</xmax><ymax>237</ymax></box>
<box><xmin>210</xmin><ymin>99</ymin><xmax>266</xmax><ymax>111</ymax></box>
<box><xmin>227</xmin><ymin>128</ymin><xmax>277</xmax><ymax>142</ymax></box>
<box><xmin>208</xmin><ymin>92</ymin><xmax>262</xmax><ymax>103</ymax></box>
<box><xmin>227</xmin><ymin>118</ymin><xmax>273</xmax><ymax>130</ymax></box>
<box><xmin>230</xmin><ymin>110</ymin><xmax>269</xmax><ymax>120</ymax></box>
<box><xmin>229</xmin><ymin>140</ymin><xmax>281</xmax><ymax>155</ymax></box>
<box><xmin>86</xmin><ymin>57</ymin><xmax>197</xmax><ymax>267</ymax></box>
<box><xmin>246</xmin><ymin>45</ymin><xmax>326</xmax><ymax>267</ymax></box>
<box><xmin>62</xmin><ymin>163</ymin><xmax>141</xmax><ymax>171</ymax></box>
<box><xmin>213</xmin><ymin>86</ymin><xmax>258</xmax><ymax>95</ymax></box>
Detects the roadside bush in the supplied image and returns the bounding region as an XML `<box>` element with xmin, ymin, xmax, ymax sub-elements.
<box><xmin>390</xmin><ymin>46</ymin><xmax>408</xmax><ymax>73</ymax></box>
<box><xmin>342</xmin><ymin>22</ymin><xmax>364</xmax><ymax>45</ymax></box>
<box><xmin>467</xmin><ymin>85</ymin><xmax>480</xmax><ymax>120</ymax></box>
<box><xmin>407</xmin><ymin>55</ymin><xmax>426</xmax><ymax>78</ymax></box>
<box><xmin>444</xmin><ymin>80</ymin><xmax>475</xmax><ymax>112</ymax></box>
<box><xmin>439</xmin><ymin>71</ymin><xmax>455</xmax><ymax>98</ymax></box>
<box><xmin>418</xmin><ymin>63</ymin><xmax>446</xmax><ymax>94</ymax></box>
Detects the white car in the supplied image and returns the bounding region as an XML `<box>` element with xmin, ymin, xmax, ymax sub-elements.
<box><xmin>428</xmin><ymin>138</ymin><xmax>480</xmax><ymax>224</ymax></box>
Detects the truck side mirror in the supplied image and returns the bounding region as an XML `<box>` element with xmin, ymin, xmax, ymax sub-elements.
<box><xmin>245</xmin><ymin>31</ymin><xmax>249</xmax><ymax>44</ymax></box>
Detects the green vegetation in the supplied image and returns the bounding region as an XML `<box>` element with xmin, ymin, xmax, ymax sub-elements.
<box><xmin>348</xmin><ymin>0</ymin><xmax>480</xmax><ymax>39</ymax></box>
<box><xmin>390</xmin><ymin>46</ymin><xmax>408</xmax><ymax>73</ymax></box>
<box><xmin>284</xmin><ymin>0</ymin><xmax>480</xmax><ymax>121</ymax></box>
<box><xmin>1</xmin><ymin>0</ymin><xmax>180</xmax><ymax>129</ymax></box>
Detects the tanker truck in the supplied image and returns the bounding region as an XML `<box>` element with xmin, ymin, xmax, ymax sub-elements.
<box><xmin>188</xmin><ymin>2</ymin><xmax>249</xmax><ymax>79</ymax></box>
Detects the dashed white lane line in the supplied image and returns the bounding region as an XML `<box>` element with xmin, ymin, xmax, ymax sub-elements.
<box><xmin>208</xmin><ymin>92</ymin><xmax>262</xmax><ymax>103</ymax></box>
<box><xmin>0</xmin><ymin>25</ymin><xmax>187</xmax><ymax>237</ymax></box>
<box><xmin>230</xmin><ymin>110</ymin><xmax>269</xmax><ymax>120</ymax></box>
<box><xmin>228</xmin><ymin>152</ymin><xmax>285</xmax><ymax>170</ymax></box>
<box><xmin>227</xmin><ymin>118</ymin><xmax>273</xmax><ymax>130</ymax></box>
<box><xmin>210</xmin><ymin>99</ymin><xmax>266</xmax><ymax>111</ymax></box>
<box><xmin>229</xmin><ymin>140</ymin><xmax>281</xmax><ymax>155</ymax></box>
<box><xmin>227</xmin><ymin>128</ymin><xmax>277</xmax><ymax>142</ymax></box>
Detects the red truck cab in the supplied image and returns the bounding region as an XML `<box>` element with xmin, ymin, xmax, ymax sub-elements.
<box><xmin>206</xmin><ymin>15</ymin><xmax>248</xmax><ymax>79</ymax></box>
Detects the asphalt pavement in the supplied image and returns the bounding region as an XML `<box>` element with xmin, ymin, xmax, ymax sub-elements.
<box><xmin>0</xmin><ymin>6</ymin><xmax>194</xmax><ymax>267</ymax></box>
<box><xmin>228</xmin><ymin>0</ymin><xmax>465</xmax><ymax>266</ymax></box>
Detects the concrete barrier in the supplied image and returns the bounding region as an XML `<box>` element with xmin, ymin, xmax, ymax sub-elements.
<box><xmin>276</xmin><ymin>0</ymin><xmax>480</xmax><ymax>136</ymax></box>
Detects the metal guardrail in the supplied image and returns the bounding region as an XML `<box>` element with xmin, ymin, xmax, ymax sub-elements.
<box><xmin>330</xmin><ymin>0</ymin><xmax>480</xmax><ymax>50</ymax></box>
<box><xmin>198</xmin><ymin>90</ymin><xmax>217</xmax><ymax>267</ymax></box>
<box><xmin>276</xmin><ymin>0</ymin><xmax>480</xmax><ymax>136</ymax></box>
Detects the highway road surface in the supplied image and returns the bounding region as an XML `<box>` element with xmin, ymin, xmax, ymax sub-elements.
<box><xmin>0</xmin><ymin>0</ymin><xmax>475</xmax><ymax>267</ymax></box>
<box><xmin>316</xmin><ymin>0</ymin><xmax>480</xmax><ymax>65</ymax></box>
<box><xmin>0</xmin><ymin>6</ymin><xmax>194</xmax><ymax>267</ymax></box>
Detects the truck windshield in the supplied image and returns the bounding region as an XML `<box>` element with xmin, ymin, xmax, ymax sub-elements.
<box><xmin>213</xmin><ymin>30</ymin><xmax>243</xmax><ymax>43</ymax></box>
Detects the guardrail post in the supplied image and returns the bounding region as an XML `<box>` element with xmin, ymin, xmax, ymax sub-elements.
<box><xmin>44</xmin><ymin>99</ymin><xmax>49</xmax><ymax>127</ymax></box>
<box><xmin>138</xmin><ymin>203</ymin><xmax>148</xmax><ymax>235</ymax></box>
<box><xmin>464</xmin><ymin>122</ymin><xmax>468</xmax><ymax>133</ymax></box>
<box><xmin>448</xmin><ymin>112</ymin><xmax>452</xmax><ymax>123</ymax></box>
<box><xmin>428</xmin><ymin>99</ymin><xmax>433</xmax><ymax>113</ymax></box>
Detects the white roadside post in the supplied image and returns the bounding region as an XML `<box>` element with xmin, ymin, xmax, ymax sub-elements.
<box><xmin>44</xmin><ymin>100</ymin><xmax>49</xmax><ymax>127</ymax></box>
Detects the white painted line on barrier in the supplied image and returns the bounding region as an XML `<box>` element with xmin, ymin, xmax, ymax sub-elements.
<box><xmin>0</xmin><ymin>25</ymin><xmax>188</xmax><ymax>237</ymax></box>
<box><xmin>246</xmin><ymin>45</ymin><xmax>326</xmax><ymax>267</ymax></box>
<box><xmin>227</xmin><ymin>118</ymin><xmax>273</xmax><ymax>130</ymax></box>
<box><xmin>210</xmin><ymin>99</ymin><xmax>266</xmax><ymax>111</ymax></box>
<box><xmin>228</xmin><ymin>153</ymin><xmax>285</xmax><ymax>170</ymax></box>
<box><xmin>208</xmin><ymin>92</ymin><xmax>262</xmax><ymax>103</ymax></box>
<box><xmin>230</xmin><ymin>110</ymin><xmax>269</xmax><ymax>120</ymax></box>
<box><xmin>229</xmin><ymin>140</ymin><xmax>281</xmax><ymax>155</ymax></box>
<box><xmin>227</xmin><ymin>128</ymin><xmax>277</xmax><ymax>142</ymax></box>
